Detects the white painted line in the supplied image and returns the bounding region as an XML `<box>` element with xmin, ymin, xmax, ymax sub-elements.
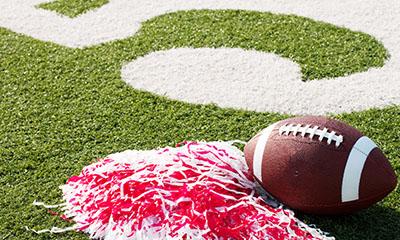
<box><xmin>121</xmin><ymin>47</ymin><xmax>399</xmax><ymax>114</ymax></box>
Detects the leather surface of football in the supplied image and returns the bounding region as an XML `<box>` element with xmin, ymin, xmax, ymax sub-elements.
<box><xmin>244</xmin><ymin>116</ymin><xmax>398</xmax><ymax>215</ymax></box>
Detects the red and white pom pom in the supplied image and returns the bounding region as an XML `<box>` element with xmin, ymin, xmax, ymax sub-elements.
<box><xmin>33</xmin><ymin>141</ymin><xmax>333</xmax><ymax>239</ymax></box>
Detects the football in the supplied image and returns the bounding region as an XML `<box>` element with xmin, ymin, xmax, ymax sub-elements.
<box><xmin>244</xmin><ymin>116</ymin><xmax>398</xmax><ymax>215</ymax></box>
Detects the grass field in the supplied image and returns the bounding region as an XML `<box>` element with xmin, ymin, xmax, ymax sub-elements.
<box><xmin>0</xmin><ymin>1</ymin><xmax>399</xmax><ymax>239</ymax></box>
<box><xmin>38</xmin><ymin>0</ymin><xmax>110</xmax><ymax>18</ymax></box>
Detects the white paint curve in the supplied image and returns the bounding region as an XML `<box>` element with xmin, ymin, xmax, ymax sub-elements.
<box><xmin>121</xmin><ymin>48</ymin><xmax>399</xmax><ymax>114</ymax></box>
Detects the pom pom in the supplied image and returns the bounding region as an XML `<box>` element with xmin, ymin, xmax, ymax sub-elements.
<box><xmin>37</xmin><ymin>141</ymin><xmax>334</xmax><ymax>239</ymax></box>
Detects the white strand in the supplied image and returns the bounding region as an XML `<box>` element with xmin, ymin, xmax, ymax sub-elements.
<box><xmin>25</xmin><ymin>225</ymin><xmax>78</xmax><ymax>234</ymax></box>
<box><xmin>32</xmin><ymin>200</ymin><xmax>67</xmax><ymax>209</ymax></box>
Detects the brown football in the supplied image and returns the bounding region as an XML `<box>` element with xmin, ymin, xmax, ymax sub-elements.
<box><xmin>244</xmin><ymin>116</ymin><xmax>397</xmax><ymax>215</ymax></box>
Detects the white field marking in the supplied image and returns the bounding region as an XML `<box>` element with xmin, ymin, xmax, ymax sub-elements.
<box><xmin>0</xmin><ymin>0</ymin><xmax>397</xmax><ymax>49</ymax></box>
<box><xmin>252</xmin><ymin>123</ymin><xmax>277</xmax><ymax>182</ymax></box>
<box><xmin>341</xmin><ymin>136</ymin><xmax>377</xmax><ymax>202</ymax></box>
<box><xmin>1</xmin><ymin>0</ymin><xmax>399</xmax><ymax>114</ymax></box>
<box><xmin>121</xmin><ymin>47</ymin><xmax>399</xmax><ymax>114</ymax></box>
<box><xmin>122</xmin><ymin>48</ymin><xmax>301</xmax><ymax>111</ymax></box>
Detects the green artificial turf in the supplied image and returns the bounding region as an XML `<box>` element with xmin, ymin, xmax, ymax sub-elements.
<box><xmin>0</xmin><ymin>9</ymin><xmax>398</xmax><ymax>240</ymax></box>
<box><xmin>37</xmin><ymin>0</ymin><xmax>109</xmax><ymax>18</ymax></box>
